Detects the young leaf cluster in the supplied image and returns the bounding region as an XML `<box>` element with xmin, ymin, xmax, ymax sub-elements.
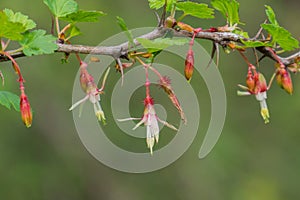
<box><xmin>261</xmin><ymin>6</ymin><xmax>299</xmax><ymax>51</ymax></box>
<box><xmin>0</xmin><ymin>9</ymin><xmax>57</xmax><ymax>56</ymax></box>
<box><xmin>43</xmin><ymin>0</ymin><xmax>106</xmax><ymax>41</ymax></box>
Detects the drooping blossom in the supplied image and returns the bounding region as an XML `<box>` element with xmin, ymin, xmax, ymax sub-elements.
<box><xmin>118</xmin><ymin>96</ymin><xmax>177</xmax><ymax>155</ymax></box>
<box><xmin>69</xmin><ymin>62</ymin><xmax>110</xmax><ymax>124</ymax></box>
<box><xmin>238</xmin><ymin>68</ymin><xmax>270</xmax><ymax>123</ymax></box>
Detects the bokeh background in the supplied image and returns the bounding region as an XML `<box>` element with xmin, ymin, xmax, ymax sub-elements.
<box><xmin>0</xmin><ymin>0</ymin><xmax>299</xmax><ymax>199</ymax></box>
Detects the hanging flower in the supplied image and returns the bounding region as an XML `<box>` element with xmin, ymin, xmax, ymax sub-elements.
<box><xmin>69</xmin><ymin>62</ymin><xmax>110</xmax><ymax>124</ymax></box>
<box><xmin>238</xmin><ymin>68</ymin><xmax>270</xmax><ymax>123</ymax></box>
<box><xmin>118</xmin><ymin>96</ymin><xmax>177</xmax><ymax>155</ymax></box>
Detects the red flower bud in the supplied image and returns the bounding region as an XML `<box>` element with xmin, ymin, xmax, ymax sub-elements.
<box><xmin>184</xmin><ymin>49</ymin><xmax>194</xmax><ymax>82</ymax></box>
<box><xmin>257</xmin><ymin>73</ymin><xmax>267</xmax><ymax>92</ymax></box>
<box><xmin>20</xmin><ymin>93</ymin><xmax>32</xmax><ymax>128</ymax></box>
<box><xmin>246</xmin><ymin>70</ymin><xmax>255</xmax><ymax>93</ymax></box>
<box><xmin>79</xmin><ymin>63</ymin><xmax>97</xmax><ymax>94</ymax></box>
<box><xmin>280</xmin><ymin>69</ymin><xmax>293</xmax><ymax>94</ymax></box>
<box><xmin>80</xmin><ymin>68</ymin><xmax>90</xmax><ymax>92</ymax></box>
<box><xmin>276</xmin><ymin>68</ymin><xmax>283</xmax><ymax>88</ymax></box>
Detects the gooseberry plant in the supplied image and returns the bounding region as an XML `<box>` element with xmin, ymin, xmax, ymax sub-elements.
<box><xmin>0</xmin><ymin>0</ymin><xmax>299</xmax><ymax>154</ymax></box>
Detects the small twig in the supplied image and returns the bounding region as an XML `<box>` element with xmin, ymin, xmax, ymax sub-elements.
<box><xmin>0</xmin><ymin>51</ymin><xmax>24</xmax><ymax>82</ymax></box>
<box><xmin>238</xmin><ymin>50</ymin><xmax>252</xmax><ymax>66</ymax></box>
<box><xmin>50</xmin><ymin>15</ymin><xmax>55</xmax><ymax>35</ymax></box>
<box><xmin>252</xmin><ymin>48</ymin><xmax>260</xmax><ymax>67</ymax></box>
<box><xmin>268</xmin><ymin>72</ymin><xmax>277</xmax><ymax>89</ymax></box>
<box><xmin>59</xmin><ymin>24</ymin><xmax>71</xmax><ymax>36</ymax></box>
<box><xmin>98</xmin><ymin>67</ymin><xmax>110</xmax><ymax>92</ymax></box>
<box><xmin>55</xmin><ymin>17</ymin><xmax>60</xmax><ymax>36</ymax></box>
<box><xmin>253</xmin><ymin>20</ymin><xmax>267</xmax><ymax>40</ymax></box>
<box><xmin>158</xmin><ymin>0</ymin><xmax>167</xmax><ymax>27</ymax></box>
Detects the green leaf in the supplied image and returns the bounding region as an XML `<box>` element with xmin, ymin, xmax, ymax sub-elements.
<box><xmin>0</xmin><ymin>91</ymin><xmax>20</xmax><ymax>111</ymax></box>
<box><xmin>264</xmin><ymin>5</ymin><xmax>278</xmax><ymax>26</ymax></box>
<box><xmin>233</xmin><ymin>29</ymin><xmax>249</xmax><ymax>38</ymax></box>
<box><xmin>3</xmin><ymin>9</ymin><xmax>36</xmax><ymax>31</ymax></box>
<box><xmin>60</xmin><ymin>10</ymin><xmax>106</xmax><ymax>23</ymax></box>
<box><xmin>261</xmin><ymin>6</ymin><xmax>298</xmax><ymax>51</ymax></box>
<box><xmin>241</xmin><ymin>40</ymin><xmax>272</xmax><ymax>48</ymax></box>
<box><xmin>66</xmin><ymin>25</ymin><xmax>81</xmax><ymax>39</ymax></box>
<box><xmin>0</xmin><ymin>11</ymin><xmax>26</xmax><ymax>41</ymax></box>
<box><xmin>261</xmin><ymin>24</ymin><xmax>299</xmax><ymax>51</ymax></box>
<box><xmin>211</xmin><ymin>0</ymin><xmax>240</xmax><ymax>26</ymax></box>
<box><xmin>137</xmin><ymin>38</ymin><xmax>189</xmax><ymax>52</ymax></box>
<box><xmin>43</xmin><ymin>0</ymin><xmax>78</xmax><ymax>17</ymax></box>
<box><xmin>148</xmin><ymin>0</ymin><xmax>176</xmax><ymax>11</ymax></box>
<box><xmin>19</xmin><ymin>30</ymin><xmax>58</xmax><ymax>56</ymax></box>
<box><xmin>116</xmin><ymin>16</ymin><xmax>135</xmax><ymax>49</ymax></box>
<box><xmin>148</xmin><ymin>0</ymin><xmax>165</xmax><ymax>9</ymax></box>
<box><xmin>176</xmin><ymin>2</ymin><xmax>214</xmax><ymax>19</ymax></box>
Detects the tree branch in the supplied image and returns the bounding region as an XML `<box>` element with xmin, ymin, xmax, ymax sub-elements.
<box><xmin>0</xmin><ymin>27</ymin><xmax>299</xmax><ymax>66</ymax></box>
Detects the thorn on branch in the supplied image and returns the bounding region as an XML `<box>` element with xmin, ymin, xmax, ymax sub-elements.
<box><xmin>116</xmin><ymin>58</ymin><xmax>124</xmax><ymax>86</ymax></box>
<box><xmin>0</xmin><ymin>70</ymin><xmax>4</xmax><ymax>86</ymax></box>
<box><xmin>207</xmin><ymin>41</ymin><xmax>219</xmax><ymax>68</ymax></box>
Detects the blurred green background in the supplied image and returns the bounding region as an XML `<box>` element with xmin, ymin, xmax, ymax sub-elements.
<box><xmin>0</xmin><ymin>0</ymin><xmax>300</xmax><ymax>199</ymax></box>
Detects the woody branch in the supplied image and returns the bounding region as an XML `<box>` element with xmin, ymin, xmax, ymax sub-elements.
<box><xmin>0</xmin><ymin>27</ymin><xmax>299</xmax><ymax>65</ymax></box>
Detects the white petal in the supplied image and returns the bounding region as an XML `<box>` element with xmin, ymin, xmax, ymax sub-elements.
<box><xmin>69</xmin><ymin>95</ymin><xmax>89</xmax><ymax>111</ymax></box>
<box><xmin>157</xmin><ymin>117</ymin><xmax>178</xmax><ymax>131</ymax></box>
<box><xmin>259</xmin><ymin>99</ymin><xmax>268</xmax><ymax>110</ymax></box>
<box><xmin>155</xmin><ymin>134</ymin><xmax>159</xmax><ymax>143</ymax></box>
<box><xmin>89</xmin><ymin>93</ymin><xmax>100</xmax><ymax>104</ymax></box>
<box><xmin>146</xmin><ymin>137</ymin><xmax>155</xmax><ymax>155</ymax></box>
<box><xmin>94</xmin><ymin>102</ymin><xmax>106</xmax><ymax>123</ymax></box>
<box><xmin>255</xmin><ymin>91</ymin><xmax>267</xmax><ymax>102</ymax></box>
<box><xmin>149</xmin><ymin>114</ymin><xmax>159</xmax><ymax>136</ymax></box>
<box><xmin>133</xmin><ymin>117</ymin><xmax>146</xmax><ymax>130</ymax></box>
<box><xmin>237</xmin><ymin>91</ymin><xmax>251</xmax><ymax>96</ymax></box>
<box><xmin>117</xmin><ymin>117</ymin><xmax>141</xmax><ymax>122</ymax></box>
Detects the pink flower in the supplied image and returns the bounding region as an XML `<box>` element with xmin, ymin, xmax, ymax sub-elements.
<box><xmin>118</xmin><ymin>96</ymin><xmax>177</xmax><ymax>155</ymax></box>
<box><xmin>70</xmin><ymin>62</ymin><xmax>110</xmax><ymax>124</ymax></box>
<box><xmin>238</xmin><ymin>70</ymin><xmax>270</xmax><ymax>123</ymax></box>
